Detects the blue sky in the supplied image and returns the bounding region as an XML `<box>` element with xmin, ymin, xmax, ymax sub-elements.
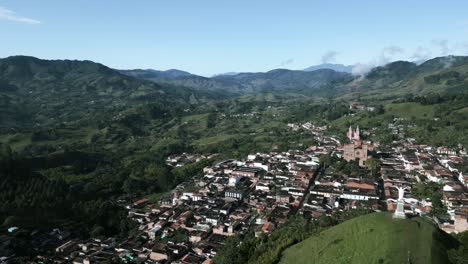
<box><xmin>1</xmin><ymin>0</ymin><xmax>468</xmax><ymax>76</ymax></box>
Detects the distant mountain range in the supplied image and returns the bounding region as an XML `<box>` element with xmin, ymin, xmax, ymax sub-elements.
<box><xmin>212</xmin><ymin>68</ymin><xmax>349</xmax><ymax>93</ymax></box>
<box><xmin>210</xmin><ymin>63</ymin><xmax>354</xmax><ymax>77</ymax></box>
<box><xmin>332</xmin><ymin>55</ymin><xmax>468</xmax><ymax>101</ymax></box>
<box><xmin>120</xmin><ymin>68</ymin><xmax>194</xmax><ymax>80</ymax></box>
<box><xmin>212</xmin><ymin>72</ymin><xmax>240</xmax><ymax>77</ymax></box>
<box><xmin>302</xmin><ymin>63</ymin><xmax>353</xmax><ymax>73</ymax></box>
<box><xmin>119</xmin><ymin>63</ymin><xmax>355</xmax><ymax>95</ymax></box>
<box><xmin>120</xmin><ymin>67</ymin><xmax>350</xmax><ymax>95</ymax></box>
<box><xmin>119</xmin><ymin>56</ymin><xmax>468</xmax><ymax>99</ymax></box>
<box><xmin>2</xmin><ymin>55</ymin><xmax>468</xmax><ymax>128</ymax></box>
<box><xmin>121</xmin><ymin>63</ymin><xmax>354</xmax><ymax>84</ymax></box>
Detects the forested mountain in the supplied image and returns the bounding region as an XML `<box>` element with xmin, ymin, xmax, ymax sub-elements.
<box><xmin>2</xmin><ymin>54</ymin><xmax>468</xmax><ymax>147</ymax></box>
<box><xmin>119</xmin><ymin>68</ymin><xmax>194</xmax><ymax>80</ymax></box>
<box><xmin>121</xmin><ymin>68</ymin><xmax>350</xmax><ymax>95</ymax></box>
<box><xmin>120</xmin><ymin>56</ymin><xmax>468</xmax><ymax>100</ymax></box>
<box><xmin>0</xmin><ymin>56</ymin><xmax>217</xmax><ymax>128</ymax></box>
<box><xmin>303</xmin><ymin>63</ymin><xmax>353</xmax><ymax>73</ymax></box>
<box><xmin>334</xmin><ymin>56</ymin><xmax>468</xmax><ymax>101</ymax></box>
<box><xmin>120</xmin><ymin>68</ymin><xmax>245</xmax><ymax>95</ymax></box>
<box><xmin>212</xmin><ymin>68</ymin><xmax>350</xmax><ymax>93</ymax></box>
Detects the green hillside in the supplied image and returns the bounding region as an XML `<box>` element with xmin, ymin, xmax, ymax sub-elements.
<box><xmin>0</xmin><ymin>56</ymin><xmax>217</xmax><ymax>128</ymax></box>
<box><xmin>122</xmin><ymin>67</ymin><xmax>351</xmax><ymax>96</ymax></box>
<box><xmin>331</xmin><ymin>56</ymin><xmax>468</xmax><ymax>102</ymax></box>
<box><xmin>122</xmin><ymin>56</ymin><xmax>468</xmax><ymax>101</ymax></box>
<box><xmin>280</xmin><ymin>213</ymin><xmax>457</xmax><ymax>264</ymax></box>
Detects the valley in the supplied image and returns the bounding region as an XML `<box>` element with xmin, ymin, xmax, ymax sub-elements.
<box><xmin>1</xmin><ymin>55</ymin><xmax>468</xmax><ymax>263</ymax></box>
<box><xmin>3</xmin><ymin>1</ymin><xmax>468</xmax><ymax>263</ymax></box>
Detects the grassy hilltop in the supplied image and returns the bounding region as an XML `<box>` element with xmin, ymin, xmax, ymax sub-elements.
<box><xmin>280</xmin><ymin>213</ymin><xmax>457</xmax><ymax>264</ymax></box>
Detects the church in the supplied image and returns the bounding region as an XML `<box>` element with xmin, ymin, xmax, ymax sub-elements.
<box><xmin>343</xmin><ymin>126</ymin><xmax>373</xmax><ymax>167</ymax></box>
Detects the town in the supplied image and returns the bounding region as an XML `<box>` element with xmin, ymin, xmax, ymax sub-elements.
<box><xmin>5</xmin><ymin>119</ymin><xmax>465</xmax><ymax>264</ymax></box>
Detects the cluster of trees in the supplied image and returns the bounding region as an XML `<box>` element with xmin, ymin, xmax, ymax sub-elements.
<box><xmin>286</xmin><ymin>101</ymin><xmax>350</xmax><ymax>123</ymax></box>
<box><xmin>319</xmin><ymin>155</ymin><xmax>373</xmax><ymax>178</ymax></box>
<box><xmin>448</xmin><ymin>231</ymin><xmax>468</xmax><ymax>264</ymax></box>
<box><xmin>424</xmin><ymin>71</ymin><xmax>464</xmax><ymax>85</ymax></box>
<box><xmin>0</xmin><ymin>147</ymin><xmax>136</xmax><ymax>240</ymax></box>
<box><xmin>411</xmin><ymin>182</ymin><xmax>446</xmax><ymax>217</ymax></box>
<box><xmin>395</xmin><ymin>92</ymin><xmax>450</xmax><ymax>105</ymax></box>
<box><xmin>120</xmin><ymin>158</ymin><xmax>213</xmax><ymax>196</ymax></box>
<box><xmin>0</xmin><ymin>137</ymin><xmax>216</xmax><ymax>228</ymax></box>
<box><xmin>396</xmin><ymin>91</ymin><xmax>468</xmax><ymax>107</ymax></box>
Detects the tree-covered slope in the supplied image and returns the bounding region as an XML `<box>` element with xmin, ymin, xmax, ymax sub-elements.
<box><xmin>121</xmin><ymin>68</ymin><xmax>350</xmax><ymax>96</ymax></box>
<box><xmin>122</xmin><ymin>56</ymin><xmax>468</xmax><ymax>100</ymax></box>
<box><xmin>337</xmin><ymin>56</ymin><xmax>468</xmax><ymax>101</ymax></box>
<box><xmin>0</xmin><ymin>56</ymin><xmax>210</xmax><ymax>128</ymax></box>
<box><xmin>212</xmin><ymin>68</ymin><xmax>350</xmax><ymax>92</ymax></box>
<box><xmin>280</xmin><ymin>213</ymin><xmax>458</xmax><ymax>264</ymax></box>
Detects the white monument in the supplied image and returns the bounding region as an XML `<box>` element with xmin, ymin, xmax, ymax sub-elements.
<box><xmin>393</xmin><ymin>185</ymin><xmax>409</xmax><ymax>219</ymax></box>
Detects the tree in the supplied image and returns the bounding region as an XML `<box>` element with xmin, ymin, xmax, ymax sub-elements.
<box><xmin>90</xmin><ymin>225</ymin><xmax>105</xmax><ymax>237</ymax></box>
<box><xmin>0</xmin><ymin>143</ymin><xmax>12</xmax><ymax>172</ymax></box>
<box><xmin>122</xmin><ymin>178</ymin><xmax>145</xmax><ymax>194</ymax></box>
<box><xmin>145</xmin><ymin>164</ymin><xmax>171</xmax><ymax>190</ymax></box>
<box><xmin>2</xmin><ymin>215</ymin><xmax>17</xmax><ymax>227</ymax></box>
<box><xmin>206</xmin><ymin>112</ymin><xmax>217</xmax><ymax>128</ymax></box>
<box><xmin>366</xmin><ymin>158</ymin><xmax>381</xmax><ymax>177</ymax></box>
<box><xmin>319</xmin><ymin>154</ymin><xmax>332</xmax><ymax>167</ymax></box>
<box><xmin>448</xmin><ymin>231</ymin><xmax>468</xmax><ymax>264</ymax></box>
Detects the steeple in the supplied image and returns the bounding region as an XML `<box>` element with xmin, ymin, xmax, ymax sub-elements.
<box><xmin>355</xmin><ymin>126</ymin><xmax>360</xmax><ymax>140</ymax></box>
<box><xmin>347</xmin><ymin>126</ymin><xmax>353</xmax><ymax>141</ymax></box>
<box><xmin>346</xmin><ymin>126</ymin><xmax>361</xmax><ymax>142</ymax></box>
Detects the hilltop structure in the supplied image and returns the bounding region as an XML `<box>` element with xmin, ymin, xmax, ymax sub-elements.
<box><xmin>393</xmin><ymin>186</ymin><xmax>408</xmax><ymax>219</ymax></box>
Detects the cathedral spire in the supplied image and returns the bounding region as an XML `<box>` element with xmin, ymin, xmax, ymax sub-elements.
<box><xmin>347</xmin><ymin>126</ymin><xmax>353</xmax><ymax>141</ymax></box>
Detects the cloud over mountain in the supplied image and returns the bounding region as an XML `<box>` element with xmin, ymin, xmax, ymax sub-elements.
<box><xmin>321</xmin><ymin>51</ymin><xmax>339</xmax><ymax>64</ymax></box>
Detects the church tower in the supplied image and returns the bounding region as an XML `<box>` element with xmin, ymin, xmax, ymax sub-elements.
<box><xmin>354</xmin><ymin>126</ymin><xmax>360</xmax><ymax>141</ymax></box>
<box><xmin>347</xmin><ymin>126</ymin><xmax>353</xmax><ymax>141</ymax></box>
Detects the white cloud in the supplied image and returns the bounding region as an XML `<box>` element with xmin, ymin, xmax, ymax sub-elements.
<box><xmin>429</xmin><ymin>39</ymin><xmax>468</xmax><ymax>57</ymax></box>
<box><xmin>351</xmin><ymin>63</ymin><xmax>374</xmax><ymax>76</ymax></box>
<box><xmin>431</xmin><ymin>39</ymin><xmax>451</xmax><ymax>56</ymax></box>
<box><xmin>0</xmin><ymin>6</ymin><xmax>41</xmax><ymax>24</ymax></box>
<box><xmin>321</xmin><ymin>51</ymin><xmax>339</xmax><ymax>64</ymax></box>
<box><xmin>351</xmin><ymin>45</ymin><xmax>404</xmax><ymax>76</ymax></box>
<box><xmin>410</xmin><ymin>46</ymin><xmax>432</xmax><ymax>61</ymax></box>
<box><xmin>350</xmin><ymin>39</ymin><xmax>468</xmax><ymax>77</ymax></box>
<box><xmin>379</xmin><ymin>45</ymin><xmax>404</xmax><ymax>64</ymax></box>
